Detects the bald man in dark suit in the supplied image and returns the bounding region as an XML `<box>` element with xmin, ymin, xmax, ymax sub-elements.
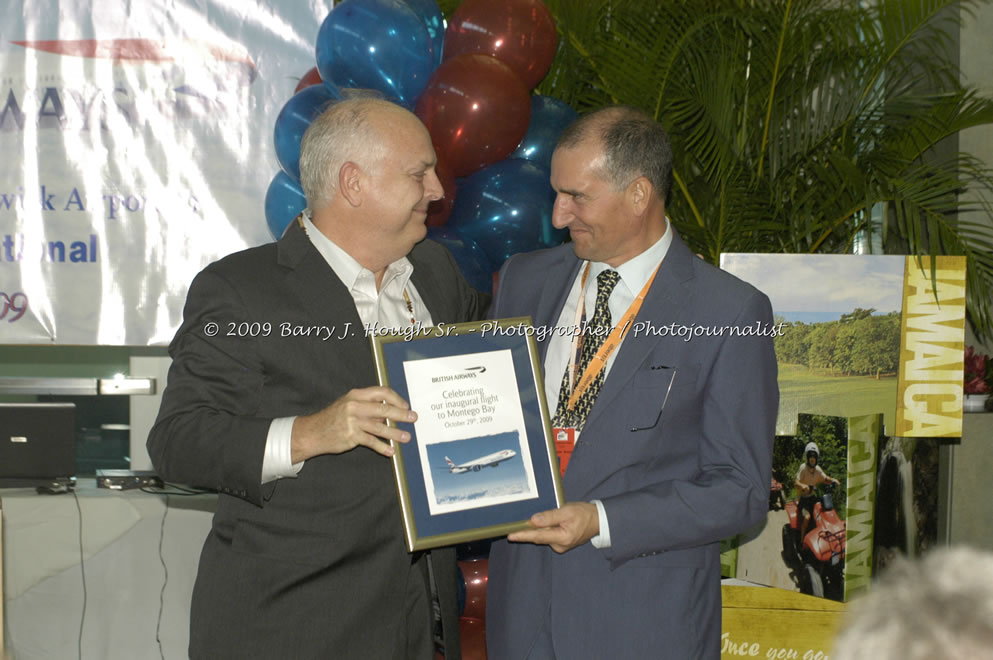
<box><xmin>149</xmin><ymin>98</ymin><xmax>486</xmax><ymax>659</ymax></box>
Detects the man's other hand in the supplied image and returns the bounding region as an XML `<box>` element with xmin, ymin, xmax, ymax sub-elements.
<box><xmin>291</xmin><ymin>386</ymin><xmax>416</xmax><ymax>462</ymax></box>
<box><xmin>508</xmin><ymin>502</ymin><xmax>600</xmax><ymax>553</ymax></box>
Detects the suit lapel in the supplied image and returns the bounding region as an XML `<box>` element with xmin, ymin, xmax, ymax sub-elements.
<box><xmin>277</xmin><ymin>222</ymin><xmax>371</xmax><ymax>376</ymax></box>
<box><xmin>581</xmin><ymin>231</ymin><xmax>696</xmax><ymax>429</ymax></box>
<box><xmin>533</xmin><ymin>250</ymin><xmax>584</xmax><ymax>362</ymax></box>
<box><xmin>278</xmin><ymin>221</ymin><xmax>362</xmax><ymax>327</ymax></box>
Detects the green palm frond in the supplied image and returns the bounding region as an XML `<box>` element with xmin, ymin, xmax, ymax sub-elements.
<box><xmin>531</xmin><ymin>0</ymin><xmax>993</xmax><ymax>339</ymax></box>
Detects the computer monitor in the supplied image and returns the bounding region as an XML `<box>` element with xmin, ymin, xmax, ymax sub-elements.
<box><xmin>0</xmin><ymin>403</ymin><xmax>77</xmax><ymax>488</ymax></box>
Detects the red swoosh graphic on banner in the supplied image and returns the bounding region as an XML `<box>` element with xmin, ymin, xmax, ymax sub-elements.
<box><xmin>12</xmin><ymin>39</ymin><xmax>257</xmax><ymax>81</ymax></box>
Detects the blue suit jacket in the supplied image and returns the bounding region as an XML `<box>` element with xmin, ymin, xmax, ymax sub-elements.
<box><xmin>485</xmin><ymin>230</ymin><xmax>778</xmax><ymax>659</ymax></box>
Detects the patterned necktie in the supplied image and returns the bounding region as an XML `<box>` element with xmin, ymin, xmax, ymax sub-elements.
<box><xmin>551</xmin><ymin>269</ymin><xmax>621</xmax><ymax>431</ymax></box>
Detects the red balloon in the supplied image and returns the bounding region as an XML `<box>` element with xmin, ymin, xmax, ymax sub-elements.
<box><xmin>426</xmin><ymin>156</ymin><xmax>457</xmax><ymax>226</ymax></box>
<box><xmin>294</xmin><ymin>66</ymin><xmax>323</xmax><ymax>93</ymax></box>
<box><xmin>444</xmin><ymin>0</ymin><xmax>558</xmax><ymax>90</ymax></box>
<box><xmin>458</xmin><ymin>618</ymin><xmax>487</xmax><ymax>660</ymax></box>
<box><xmin>415</xmin><ymin>54</ymin><xmax>531</xmax><ymax>178</ymax></box>
<box><xmin>458</xmin><ymin>558</ymin><xmax>488</xmax><ymax>620</ymax></box>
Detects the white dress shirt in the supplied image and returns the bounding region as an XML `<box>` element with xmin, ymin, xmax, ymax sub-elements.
<box><xmin>543</xmin><ymin>224</ymin><xmax>673</xmax><ymax>547</ymax></box>
<box><xmin>260</xmin><ymin>212</ymin><xmax>434</xmax><ymax>483</ymax></box>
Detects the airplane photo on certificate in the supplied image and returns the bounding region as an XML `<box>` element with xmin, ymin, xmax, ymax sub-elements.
<box><xmin>402</xmin><ymin>348</ymin><xmax>541</xmax><ymax>516</ymax></box>
<box><xmin>444</xmin><ymin>448</ymin><xmax>517</xmax><ymax>474</ymax></box>
<box><xmin>425</xmin><ymin>431</ymin><xmax>535</xmax><ymax>512</ymax></box>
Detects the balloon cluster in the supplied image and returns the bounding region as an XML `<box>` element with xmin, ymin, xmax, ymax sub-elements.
<box><xmin>265</xmin><ymin>0</ymin><xmax>577</xmax><ymax>293</ymax></box>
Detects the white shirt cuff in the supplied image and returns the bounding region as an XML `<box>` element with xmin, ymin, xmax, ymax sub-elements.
<box><xmin>261</xmin><ymin>416</ymin><xmax>304</xmax><ymax>484</ymax></box>
<box><xmin>590</xmin><ymin>499</ymin><xmax>611</xmax><ymax>549</ymax></box>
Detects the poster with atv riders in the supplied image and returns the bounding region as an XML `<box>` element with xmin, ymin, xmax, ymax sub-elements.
<box><xmin>732</xmin><ymin>413</ymin><xmax>939</xmax><ymax>603</ymax></box>
<box><xmin>719</xmin><ymin>253</ymin><xmax>963</xmax><ymax>601</ymax></box>
<box><xmin>720</xmin><ymin>254</ymin><xmax>967</xmax><ymax>438</ymax></box>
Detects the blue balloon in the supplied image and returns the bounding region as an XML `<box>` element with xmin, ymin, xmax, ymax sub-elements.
<box><xmin>402</xmin><ymin>0</ymin><xmax>445</xmax><ymax>66</ymax></box>
<box><xmin>265</xmin><ymin>171</ymin><xmax>307</xmax><ymax>240</ymax></box>
<box><xmin>427</xmin><ymin>227</ymin><xmax>493</xmax><ymax>293</ymax></box>
<box><xmin>510</xmin><ymin>95</ymin><xmax>579</xmax><ymax>170</ymax></box>
<box><xmin>315</xmin><ymin>0</ymin><xmax>436</xmax><ymax>108</ymax></box>
<box><xmin>274</xmin><ymin>84</ymin><xmax>341</xmax><ymax>182</ymax></box>
<box><xmin>448</xmin><ymin>159</ymin><xmax>566</xmax><ymax>270</ymax></box>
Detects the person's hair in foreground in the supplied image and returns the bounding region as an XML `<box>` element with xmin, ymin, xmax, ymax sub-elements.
<box><xmin>832</xmin><ymin>546</ymin><xmax>993</xmax><ymax>660</ymax></box>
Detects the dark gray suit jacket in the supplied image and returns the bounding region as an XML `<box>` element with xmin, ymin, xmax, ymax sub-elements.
<box><xmin>485</xmin><ymin>231</ymin><xmax>778</xmax><ymax>659</ymax></box>
<box><xmin>148</xmin><ymin>221</ymin><xmax>487</xmax><ymax>659</ymax></box>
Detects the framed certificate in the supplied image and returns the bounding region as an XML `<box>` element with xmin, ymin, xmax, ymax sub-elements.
<box><xmin>370</xmin><ymin>317</ymin><xmax>564</xmax><ymax>551</ymax></box>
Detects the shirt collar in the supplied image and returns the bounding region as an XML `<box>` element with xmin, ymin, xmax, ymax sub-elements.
<box><xmin>588</xmin><ymin>219</ymin><xmax>673</xmax><ymax>294</ymax></box>
<box><xmin>301</xmin><ymin>209</ymin><xmax>414</xmax><ymax>292</ymax></box>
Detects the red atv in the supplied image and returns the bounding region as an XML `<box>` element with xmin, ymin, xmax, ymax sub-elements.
<box><xmin>782</xmin><ymin>482</ymin><xmax>846</xmax><ymax>600</ymax></box>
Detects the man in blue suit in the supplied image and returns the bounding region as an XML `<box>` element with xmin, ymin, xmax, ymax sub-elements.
<box><xmin>485</xmin><ymin>106</ymin><xmax>779</xmax><ymax>659</ymax></box>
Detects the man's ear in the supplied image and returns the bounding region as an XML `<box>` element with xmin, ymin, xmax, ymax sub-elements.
<box><xmin>339</xmin><ymin>161</ymin><xmax>363</xmax><ymax>207</ymax></box>
<box><xmin>628</xmin><ymin>176</ymin><xmax>653</xmax><ymax>214</ymax></box>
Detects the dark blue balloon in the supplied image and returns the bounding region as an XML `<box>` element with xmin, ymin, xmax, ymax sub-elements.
<box><xmin>510</xmin><ymin>95</ymin><xmax>579</xmax><ymax>170</ymax></box>
<box><xmin>447</xmin><ymin>159</ymin><xmax>566</xmax><ymax>270</ymax></box>
<box><xmin>427</xmin><ymin>228</ymin><xmax>493</xmax><ymax>293</ymax></box>
<box><xmin>315</xmin><ymin>0</ymin><xmax>435</xmax><ymax>108</ymax></box>
<box><xmin>402</xmin><ymin>0</ymin><xmax>445</xmax><ymax>66</ymax></box>
<box><xmin>274</xmin><ymin>84</ymin><xmax>341</xmax><ymax>182</ymax></box>
<box><xmin>265</xmin><ymin>171</ymin><xmax>307</xmax><ymax>240</ymax></box>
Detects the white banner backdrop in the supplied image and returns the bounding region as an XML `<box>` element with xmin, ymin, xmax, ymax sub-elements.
<box><xmin>0</xmin><ymin>1</ymin><xmax>332</xmax><ymax>345</ymax></box>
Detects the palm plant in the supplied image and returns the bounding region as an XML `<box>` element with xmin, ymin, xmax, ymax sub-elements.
<box><xmin>461</xmin><ymin>0</ymin><xmax>993</xmax><ymax>338</ymax></box>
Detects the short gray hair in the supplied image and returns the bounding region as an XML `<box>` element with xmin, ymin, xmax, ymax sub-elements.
<box><xmin>298</xmin><ymin>93</ymin><xmax>394</xmax><ymax>210</ymax></box>
<box><xmin>556</xmin><ymin>106</ymin><xmax>673</xmax><ymax>204</ymax></box>
<box><xmin>833</xmin><ymin>546</ymin><xmax>993</xmax><ymax>659</ymax></box>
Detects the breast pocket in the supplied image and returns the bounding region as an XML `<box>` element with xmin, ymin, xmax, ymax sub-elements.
<box><xmin>628</xmin><ymin>363</ymin><xmax>700</xmax><ymax>431</ymax></box>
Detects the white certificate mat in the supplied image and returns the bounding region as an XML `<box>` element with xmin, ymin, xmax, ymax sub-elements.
<box><xmin>403</xmin><ymin>348</ymin><xmax>539</xmax><ymax>515</ymax></box>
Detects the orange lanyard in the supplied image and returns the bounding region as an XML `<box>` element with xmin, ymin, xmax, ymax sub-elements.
<box><xmin>564</xmin><ymin>261</ymin><xmax>660</xmax><ymax>411</ymax></box>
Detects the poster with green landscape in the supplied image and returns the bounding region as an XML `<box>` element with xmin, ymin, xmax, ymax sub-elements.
<box><xmin>721</xmin><ymin>254</ymin><xmax>906</xmax><ymax>437</ymax></box>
